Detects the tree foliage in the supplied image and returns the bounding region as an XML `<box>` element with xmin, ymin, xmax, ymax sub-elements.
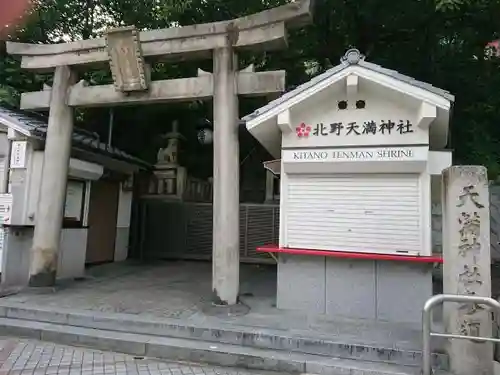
<box><xmin>1</xmin><ymin>0</ymin><xmax>500</xmax><ymax>177</ymax></box>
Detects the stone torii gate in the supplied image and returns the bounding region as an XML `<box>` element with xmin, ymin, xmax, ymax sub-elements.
<box><xmin>6</xmin><ymin>0</ymin><xmax>314</xmax><ymax>305</ymax></box>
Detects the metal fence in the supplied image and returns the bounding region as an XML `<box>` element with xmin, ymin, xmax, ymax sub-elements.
<box><xmin>422</xmin><ymin>294</ymin><xmax>500</xmax><ymax>375</ymax></box>
<box><xmin>133</xmin><ymin>198</ymin><xmax>279</xmax><ymax>263</ymax></box>
<box><xmin>132</xmin><ymin>184</ymin><xmax>500</xmax><ymax>263</ymax></box>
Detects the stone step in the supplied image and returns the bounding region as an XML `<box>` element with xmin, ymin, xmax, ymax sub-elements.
<box><xmin>0</xmin><ymin>317</ymin><xmax>449</xmax><ymax>375</ymax></box>
<box><xmin>0</xmin><ymin>302</ymin><xmax>448</xmax><ymax>370</ymax></box>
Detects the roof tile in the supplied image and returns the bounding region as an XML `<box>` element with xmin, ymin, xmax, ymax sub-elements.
<box><xmin>0</xmin><ymin>105</ymin><xmax>150</xmax><ymax>168</ymax></box>
<box><xmin>242</xmin><ymin>49</ymin><xmax>454</xmax><ymax>123</ymax></box>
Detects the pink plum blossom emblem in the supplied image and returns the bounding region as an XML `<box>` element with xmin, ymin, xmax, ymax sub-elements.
<box><xmin>296</xmin><ymin>123</ymin><xmax>311</xmax><ymax>138</ymax></box>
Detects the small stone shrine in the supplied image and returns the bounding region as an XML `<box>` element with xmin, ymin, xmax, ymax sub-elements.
<box><xmin>243</xmin><ymin>49</ymin><xmax>455</xmax><ymax>325</ymax></box>
<box><xmin>150</xmin><ymin>120</ymin><xmax>188</xmax><ymax>198</ymax></box>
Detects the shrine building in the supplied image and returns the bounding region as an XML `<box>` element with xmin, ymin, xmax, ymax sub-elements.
<box><xmin>243</xmin><ymin>49</ymin><xmax>454</xmax><ymax>324</ymax></box>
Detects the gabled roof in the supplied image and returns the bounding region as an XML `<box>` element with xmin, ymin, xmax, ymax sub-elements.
<box><xmin>0</xmin><ymin>105</ymin><xmax>151</xmax><ymax>169</ymax></box>
<box><xmin>242</xmin><ymin>49</ymin><xmax>454</xmax><ymax>124</ymax></box>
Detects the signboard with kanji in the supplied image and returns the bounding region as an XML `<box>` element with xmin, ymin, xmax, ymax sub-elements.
<box><xmin>283</xmin><ymin>94</ymin><xmax>427</xmax><ymax>149</ymax></box>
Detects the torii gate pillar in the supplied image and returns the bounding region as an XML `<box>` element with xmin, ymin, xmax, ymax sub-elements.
<box><xmin>29</xmin><ymin>66</ymin><xmax>76</xmax><ymax>287</ymax></box>
<box><xmin>212</xmin><ymin>47</ymin><xmax>240</xmax><ymax>305</ymax></box>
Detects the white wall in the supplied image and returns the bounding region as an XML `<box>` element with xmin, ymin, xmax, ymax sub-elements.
<box><xmin>1</xmin><ymin>227</ymin><xmax>87</xmax><ymax>286</ymax></box>
<box><xmin>4</xmin><ymin>149</ymin><xmax>101</xmax><ymax>282</ymax></box>
<box><xmin>114</xmin><ymin>183</ymin><xmax>133</xmax><ymax>261</ymax></box>
<box><xmin>283</xmin><ymin>82</ymin><xmax>429</xmax><ymax>149</ymax></box>
<box><xmin>58</xmin><ymin>228</ymin><xmax>87</xmax><ymax>279</ymax></box>
<box><xmin>0</xmin><ymin>136</ymin><xmax>132</xmax><ymax>284</ymax></box>
<box><xmin>0</xmin><ymin>133</ymin><xmax>9</xmax><ymax>194</ymax></box>
<box><xmin>0</xmin><ymin>132</ymin><xmax>9</xmax><ymax>269</ymax></box>
<box><xmin>26</xmin><ymin>150</ymin><xmax>43</xmax><ymax>225</ymax></box>
<box><xmin>26</xmin><ymin>151</ymin><xmax>102</xmax><ymax>226</ymax></box>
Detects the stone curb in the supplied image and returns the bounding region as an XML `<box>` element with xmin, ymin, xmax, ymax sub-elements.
<box><xmin>0</xmin><ymin>302</ymin><xmax>448</xmax><ymax>370</ymax></box>
<box><xmin>0</xmin><ymin>317</ymin><xmax>434</xmax><ymax>375</ymax></box>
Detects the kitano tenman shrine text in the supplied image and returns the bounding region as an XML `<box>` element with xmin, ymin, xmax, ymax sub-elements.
<box><xmin>291</xmin><ymin>148</ymin><xmax>414</xmax><ymax>161</ymax></box>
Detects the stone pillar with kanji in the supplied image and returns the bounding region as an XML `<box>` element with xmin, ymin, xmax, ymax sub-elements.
<box><xmin>442</xmin><ymin>165</ymin><xmax>493</xmax><ymax>375</ymax></box>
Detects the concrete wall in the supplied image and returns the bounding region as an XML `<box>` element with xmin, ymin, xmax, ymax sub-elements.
<box><xmin>0</xmin><ymin>227</ymin><xmax>31</xmax><ymax>287</ymax></box>
<box><xmin>0</xmin><ymin>131</ymin><xmax>134</xmax><ymax>285</ymax></box>
<box><xmin>0</xmin><ymin>133</ymin><xmax>10</xmax><ymax>269</ymax></box>
<box><xmin>0</xmin><ymin>133</ymin><xmax>9</xmax><ymax>193</ymax></box>
<box><xmin>9</xmin><ymin>141</ymin><xmax>35</xmax><ymax>227</ymax></box>
<box><xmin>25</xmin><ymin>151</ymin><xmax>101</xmax><ymax>227</ymax></box>
<box><xmin>114</xmin><ymin>184</ymin><xmax>132</xmax><ymax>262</ymax></box>
<box><xmin>0</xmin><ymin>141</ymin><xmax>110</xmax><ymax>286</ymax></box>
<box><xmin>1</xmin><ymin>227</ymin><xmax>88</xmax><ymax>287</ymax></box>
<box><xmin>58</xmin><ymin>229</ymin><xmax>87</xmax><ymax>279</ymax></box>
<box><xmin>277</xmin><ymin>254</ymin><xmax>433</xmax><ymax>326</ymax></box>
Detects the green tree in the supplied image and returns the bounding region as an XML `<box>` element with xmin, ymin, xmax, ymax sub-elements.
<box><xmin>2</xmin><ymin>0</ymin><xmax>500</xmax><ymax>176</ymax></box>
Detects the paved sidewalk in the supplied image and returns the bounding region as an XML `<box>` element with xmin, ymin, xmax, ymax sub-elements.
<box><xmin>0</xmin><ymin>337</ymin><xmax>271</xmax><ymax>375</ymax></box>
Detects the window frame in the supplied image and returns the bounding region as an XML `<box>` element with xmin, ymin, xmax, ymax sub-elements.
<box><xmin>62</xmin><ymin>179</ymin><xmax>87</xmax><ymax>229</ymax></box>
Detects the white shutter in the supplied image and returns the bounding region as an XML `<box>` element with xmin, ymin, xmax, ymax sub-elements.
<box><xmin>285</xmin><ymin>174</ymin><xmax>422</xmax><ymax>255</ymax></box>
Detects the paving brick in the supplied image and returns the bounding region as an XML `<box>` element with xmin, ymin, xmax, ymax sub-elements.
<box><xmin>0</xmin><ymin>337</ymin><xmax>271</xmax><ymax>375</ymax></box>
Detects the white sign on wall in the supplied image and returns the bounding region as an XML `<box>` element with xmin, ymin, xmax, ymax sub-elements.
<box><xmin>0</xmin><ymin>193</ymin><xmax>13</xmax><ymax>225</ymax></box>
<box><xmin>10</xmin><ymin>141</ymin><xmax>27</xmax><ymax>169</ymax></box>
<box><xmin>64</xmin><ymin>181</ymin><xmax>84</xmax><ymax>221</ymax></box>
<box><xmin>283</xmin><ymin>91</ymin><xmax>430</xmax><ymax>149</ymax></box>
<box><xmin>283</xmin><ymin>146</ymin><xmax>427</xmax><ymax>164</ymax></box>
<box><xmin>295</xmin><ymin>119</ymin><xmax>415</xmax><ymax>138</ymax></box>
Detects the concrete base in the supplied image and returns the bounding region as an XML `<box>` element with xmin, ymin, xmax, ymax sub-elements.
<box><xmin>0</xmin><ymin>261</ymin><xmax>450</xmax><ymax>373</ymax></box>
<box><xmin>494</xmin><ymin>361</ymin><xmax>500</xmax><ymax>375</ymax></box>
<box><xmin>0</xmin><ymin>298</ymin><xmax>449</xmax><ymax>373</ymax></box>
<box><xmin>0</xmin><ymin>314</ymin><xmax>437</xmax><ymax>375</ymax></box>
<box><xmin>28</xmin><ymin>270</ymin><xmax>57</xmax><ymax>287</ymax></box>
<box><xmin>1</xmin><ymin>228</ymin><xmax>32</xmax><ymax>287</ymax></box>
<box><xmin>201</xmin><ymin>302</ymin><xmax>250</xmax><ymax>317</ymax></box>
<box><xmin>277</xmin><ymin>254</ymin><xmax>433</xmax><ymax>325</ymax></box>
<box><xmin>114</xmin><ymin>227</ymin><xmax>130</xmax><ymax>262</ymax></box>
<box><xmin>1</xmin><ymin>227</ymin><xmax>88</xmax><ymax>287</ymax></box>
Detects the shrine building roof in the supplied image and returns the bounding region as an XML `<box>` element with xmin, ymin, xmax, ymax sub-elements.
<box><xmin>242</xmin><ymin>49</ymin><xmax>455</xmax><ymax>157</ymax></box>
<box><xmin>0</xmin><ymin>105</ymin><xmax>151</xmax><ymax>170</ymax></box>
<box><xmin>242</xmin><ymin>49</ymin><xmax>454</xmax><ymax>125</ymax></box>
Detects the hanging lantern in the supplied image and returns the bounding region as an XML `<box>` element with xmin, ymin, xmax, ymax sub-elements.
<box><xmin>197</xmin><ymin>118</ymin><xmax>213</xmax><ymax>145</ymax></box>
<box><xmin>197</xmin><ymin>128</ymin><xmax>213</xmax><ymax>145</ymax></box>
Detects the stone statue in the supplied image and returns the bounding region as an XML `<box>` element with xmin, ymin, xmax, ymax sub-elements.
<box><xmin>156</xmin><ymin>120</ymin><xmax>185</xmax><ymax>167</ymax></box>
<box><xmin>157</xmin><ymin>137</ymin><xmax>179</xmax><ymax>165</ymax></box>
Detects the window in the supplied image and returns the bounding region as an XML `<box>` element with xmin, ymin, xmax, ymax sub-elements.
<box><xmin>273</xmin><ymin>175</ymin><xmax>281</xmax><ymax>200</ymax></box>
<box><xmin>63</xmin><ymin>179</ymin><xmax>86</xmax><ymax>228</ymax></box>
